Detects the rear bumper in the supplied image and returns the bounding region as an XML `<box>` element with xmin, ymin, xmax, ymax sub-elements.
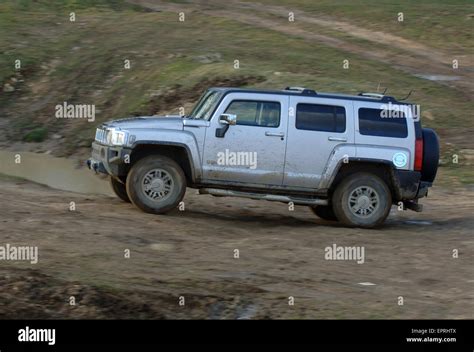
<box><xmin>417</xmin><ymin>181</ymin><xmax>431</xmax><ymax>198</ymax></box>
<box><xmin>392</xmin><ymin>170</ymin><xmax>432</xmax><ymax>201</ymax></box>
<box><xmin>87</xmin><ymin>142</ymin><xmax>131</xmax><ymax>177</ymax></box>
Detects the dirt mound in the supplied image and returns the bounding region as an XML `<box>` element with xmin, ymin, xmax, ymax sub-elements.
<box><xmin>136</xmin><ymin>75</ymin><xmax>266</xmax><ymax>116</ymax></box>
<box><xmin>0</xmin><ymin>268</ymin><xmax>274</xmax><ymax>319</ymax></box>
<box><xmin>0</xmin><ymin>269</ymin><xmax>165</xmax><ymax>319</ymax></box>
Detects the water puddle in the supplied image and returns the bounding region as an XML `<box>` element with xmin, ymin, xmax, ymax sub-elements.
<box><xmin>403</xmin><ymin>220</ymin><xmax>433</xmax><ymax>226</ymax></box>
<box><xmin>414</xmin><ymin>74</ymin><xmax>461</xmax><ymax>81</ymax></box>
<box><xmin>236</xmin><ymin>303</ymin><xmax>259</xmax><ymax>320</ymax></box>
<box><xmin>0</xmin><ymin>150</ymin><xmax>112</xmax><ymax>196</ymax></box>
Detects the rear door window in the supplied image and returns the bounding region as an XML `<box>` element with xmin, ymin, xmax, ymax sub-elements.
<box><xmin>296</xmin><ymin>103</ymin><xmax>346</xmax><ymax>133</ymax></box>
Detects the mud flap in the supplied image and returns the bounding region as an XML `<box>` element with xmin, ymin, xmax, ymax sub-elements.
<box><xmin>390</xmin><ymin>169</ymin><xmax>422</xmax><ymax>200</ymax></box>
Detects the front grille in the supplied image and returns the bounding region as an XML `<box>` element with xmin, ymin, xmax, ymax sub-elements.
<box><xmin>95</xmin><ymin>127</ymin><xmax>108</xmax><ymax>144</ymax></box>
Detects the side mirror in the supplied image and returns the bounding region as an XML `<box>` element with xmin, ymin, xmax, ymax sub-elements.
<box><xmin>216</xmin><ymin>114</ymin><xmax>236</xmax><ymax>138</ymax></box>
<box><xmin>219</xmin><ymin>113</ymin><xmax>237</xmax><ymax>125</ymax></box>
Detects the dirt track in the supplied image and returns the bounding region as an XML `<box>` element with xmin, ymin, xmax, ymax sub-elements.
<box><xmin>0</xmin><ymin>175</ymin><xmax>473</xmax><ymax>319</ymax></box>
<box><xmin>129</xmin><ymin>0</ymin><xmax>474</xmax><ymax>94</ymax></box>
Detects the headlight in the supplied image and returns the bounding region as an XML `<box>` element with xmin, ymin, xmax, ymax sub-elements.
<box><xmin>106</xmin><ymin>128</ymin><xmax>128</xmax><ymax>145</ymax></box>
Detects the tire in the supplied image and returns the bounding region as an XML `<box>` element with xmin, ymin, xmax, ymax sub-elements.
<box><xmin>332</xmin><ymin>172</ymin><xmax>392</xmax><ymax>228</ymax></box>
<box><xmin>126</xmin><ymin>155</ymin><xmax>186</xmax><ymax>214</ymax></box>
<box><xmin>110</xmin><ymin>177</ymin><xmax>131</xmax><ymax>203</ymax></box>
<box><xmin>310</xmin><ymin>205</ymin><xmax>338</xmax><ymax>221</ymax></box>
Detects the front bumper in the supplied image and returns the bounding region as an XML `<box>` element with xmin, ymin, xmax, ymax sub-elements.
<box><xmin>87</xmin><ymin>141</ymin><xmax>131</xmax><ymax>177</ymax></box>
<box><xmin>86</xmin><ymin>158</ymin><xmax>107</xmax><ymax>174</ymax></box>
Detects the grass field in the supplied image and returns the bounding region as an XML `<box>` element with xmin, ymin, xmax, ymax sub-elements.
<box><xmin>0</xmin><ymin>0</ymin><xmax>472</xmax><ymax>181</ymax></box>
<box><xmin>240</xmin><ymin>0</ymin><xmax>473</xmax><ymax>51</ymax></box>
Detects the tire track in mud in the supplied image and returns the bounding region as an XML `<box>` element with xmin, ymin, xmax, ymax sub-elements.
<box><xmin>128</xmin><ymin>0</ymin><xmax>473</xmax><ymax>94</ymax></box>
<box><xmin>0</xmin><ymin>176</ymin><xmax>473</xmax><ymax>318</ymax></box>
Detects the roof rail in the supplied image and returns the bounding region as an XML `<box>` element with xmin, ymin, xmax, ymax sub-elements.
<box><xmin>358</xmin><ymin>92</ymin><xmax>384</xmax><ymax>99</ymax></box>
<box><xmin>284</xmin><ymin>86</ymin><xmax>317</xmax><ymax>95</ymax></box>
<box><xmin>358</xmin><ymin>92</ymin><xmax>397</xmax><ymax>103</ymax></box>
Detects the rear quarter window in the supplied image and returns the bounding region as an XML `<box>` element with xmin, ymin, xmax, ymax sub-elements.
<box><xmin>358</xmin><ymin>108</ymin><xmax>408</xmax><ymax>138</ymax></box>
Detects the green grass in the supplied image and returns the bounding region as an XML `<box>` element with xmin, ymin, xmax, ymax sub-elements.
<box><xmin>240</xmin><ymin>0</ymin><xmax>474</xmax><ymax>52</ymax></box>
<box><xmin>23</xmin><ymin>127</ymin><xmax>48</xmax><ymax>142</ymax></box>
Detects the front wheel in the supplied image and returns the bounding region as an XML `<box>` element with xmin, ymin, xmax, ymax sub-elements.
<box><xmin>110</xmin><ymin>177</ymin><xmax>131</xmax><ymax>203</ymax></box>
<box><xmin>332</xmin><ymin>172</ymin><xmax>392</xmax><ymax>228</ymax></box>
<box><xmin>126</xmin><ymin>155</ymin><xmax>186</xmax><ymax>214</ymax></box>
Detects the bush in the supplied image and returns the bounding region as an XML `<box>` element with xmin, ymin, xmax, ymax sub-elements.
<box><xmin>23</xmin><ymin>127</ymin><xmax>48</xmax><ymax>142</ymax></box>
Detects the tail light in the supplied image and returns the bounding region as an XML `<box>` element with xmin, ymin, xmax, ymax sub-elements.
<box><xmin>414</xmin><ymin>138</ymin><xmax>423</xmax><ymax>171</ymax></box>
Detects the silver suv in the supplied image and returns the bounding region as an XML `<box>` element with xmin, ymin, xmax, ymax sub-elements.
<box><xmin>87</xmin><ymin>87</ymin><xmax>439</xmax><ymax>228</ymax></box>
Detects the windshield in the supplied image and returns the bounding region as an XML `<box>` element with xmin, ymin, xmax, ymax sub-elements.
<box><xmin>189</xmin><ymin>90</ymin><xmax>223</xmax><ymax>120</ymax></box>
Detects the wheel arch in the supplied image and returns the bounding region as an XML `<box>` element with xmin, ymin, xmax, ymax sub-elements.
<box><xmin>327</xmin><ymin>158</ymin><xmax>400</xmax><ymax>202</ymax></box>
<box><xmin>130</xmin><ymin>142</ymin><xmax>197</xmax><ymax>185</ymax></box>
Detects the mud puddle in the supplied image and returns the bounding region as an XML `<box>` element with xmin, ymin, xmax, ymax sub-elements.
<box><xmin>0</xmin><ymin>150</ymin><xmax>112</xmax><ymax>195</ymax></box>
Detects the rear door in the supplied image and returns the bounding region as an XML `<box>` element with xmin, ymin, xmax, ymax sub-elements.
<box><xmin>283</xmin><ymin>96</ymin><xmax>354</xmax><ymax>189</ymax></box>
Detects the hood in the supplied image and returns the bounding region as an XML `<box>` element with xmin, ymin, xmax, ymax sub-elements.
<box><xmin>103</xmin><ymin>115</ymin><xmax>184</xmax><ymax>130</ymax></box>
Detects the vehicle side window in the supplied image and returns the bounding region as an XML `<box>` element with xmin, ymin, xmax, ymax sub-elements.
<box><xmin>359</xmin><ymin>108</ymin><xmax>408</xmax><ymax>138</ymax></box>
<box><xmin>224</xmin><ymin>100</ymin><xmax>280</xmax><ymax>127</ymax></box>
<box><xmin>295</xmin><ymin>103</ymin><xmax>346</xmax><ymax>133</ymax></box>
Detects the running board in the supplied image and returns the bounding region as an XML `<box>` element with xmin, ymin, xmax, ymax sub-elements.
<box><xmin>199</xmin><ymin>188</ymin><xmax>328</xmax><ymax>206</ymax></box>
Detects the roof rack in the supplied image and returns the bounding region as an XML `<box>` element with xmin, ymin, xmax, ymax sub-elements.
<box><xmin>284</xmin><ymin>86</ymin><xmax>317</xmax><ymax>95</ymax></box>
<box><xmin>358</xmin><ymin>92</ymin><xmax>397</xmax><ymax>103</ymax></box>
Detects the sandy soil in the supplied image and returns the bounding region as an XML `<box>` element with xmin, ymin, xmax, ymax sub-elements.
<box><xmin>0</xmin><ymin>175</ymin><xmax>472</xmax><ymax>319</ymax></box>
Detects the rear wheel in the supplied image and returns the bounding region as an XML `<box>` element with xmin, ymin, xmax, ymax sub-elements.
<box><xmin>332</xmin><ymin>172</ymin><xmax>391</xmax><ymax>228</ymax></box>
<box><xmin>110</xmin><ymin>177</ymin><xmax>130</xmax><ymax>203</ymax></box>
<box><xmin>126</xmin><ymin>155</ymin><xmax>186</xmax><ymax>214</ymax></box>
<box><xmin>310</xmin><ymin>205</ymin><xmax>338</xmax><ymax>221</ymax></box>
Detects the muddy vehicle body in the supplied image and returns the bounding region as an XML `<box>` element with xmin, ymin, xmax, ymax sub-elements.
<box><xmin>87</xmin><ymin>87</ymin><xmax>439</xmax><ymax>227</ymax></box>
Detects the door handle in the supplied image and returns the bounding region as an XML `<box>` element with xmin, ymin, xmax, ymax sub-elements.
<box><xmin>265</xmin><ymin>131</ymin><xmax>285</xmax><ymax>137</ymax></box>
<box><xmin>328</xmin><ymin>136</ymin><xmax>347</xmax><ymax>142</ymax></box>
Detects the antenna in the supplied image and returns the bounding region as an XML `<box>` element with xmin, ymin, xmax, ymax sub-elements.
<box><xmin>399</xmin><ymin>89</ymin><xmax>414</xmax><ymax>101</ymax></box>
<box><xmin>382</xmin><ymin>87</ymin><xmax>388</xmax><ymax>95</ymax></box>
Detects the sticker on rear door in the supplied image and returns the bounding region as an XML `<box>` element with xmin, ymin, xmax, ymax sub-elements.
<box><xmin>392</xmin><ymin>152</ymin><xmax>408</xmax><ymax>168</ymax></box>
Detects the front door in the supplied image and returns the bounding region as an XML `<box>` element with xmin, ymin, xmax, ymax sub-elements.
<box><xmin>202</xmin><ymin>92</ymin><xmax>289</xmax><ymax>186</ymax></box>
